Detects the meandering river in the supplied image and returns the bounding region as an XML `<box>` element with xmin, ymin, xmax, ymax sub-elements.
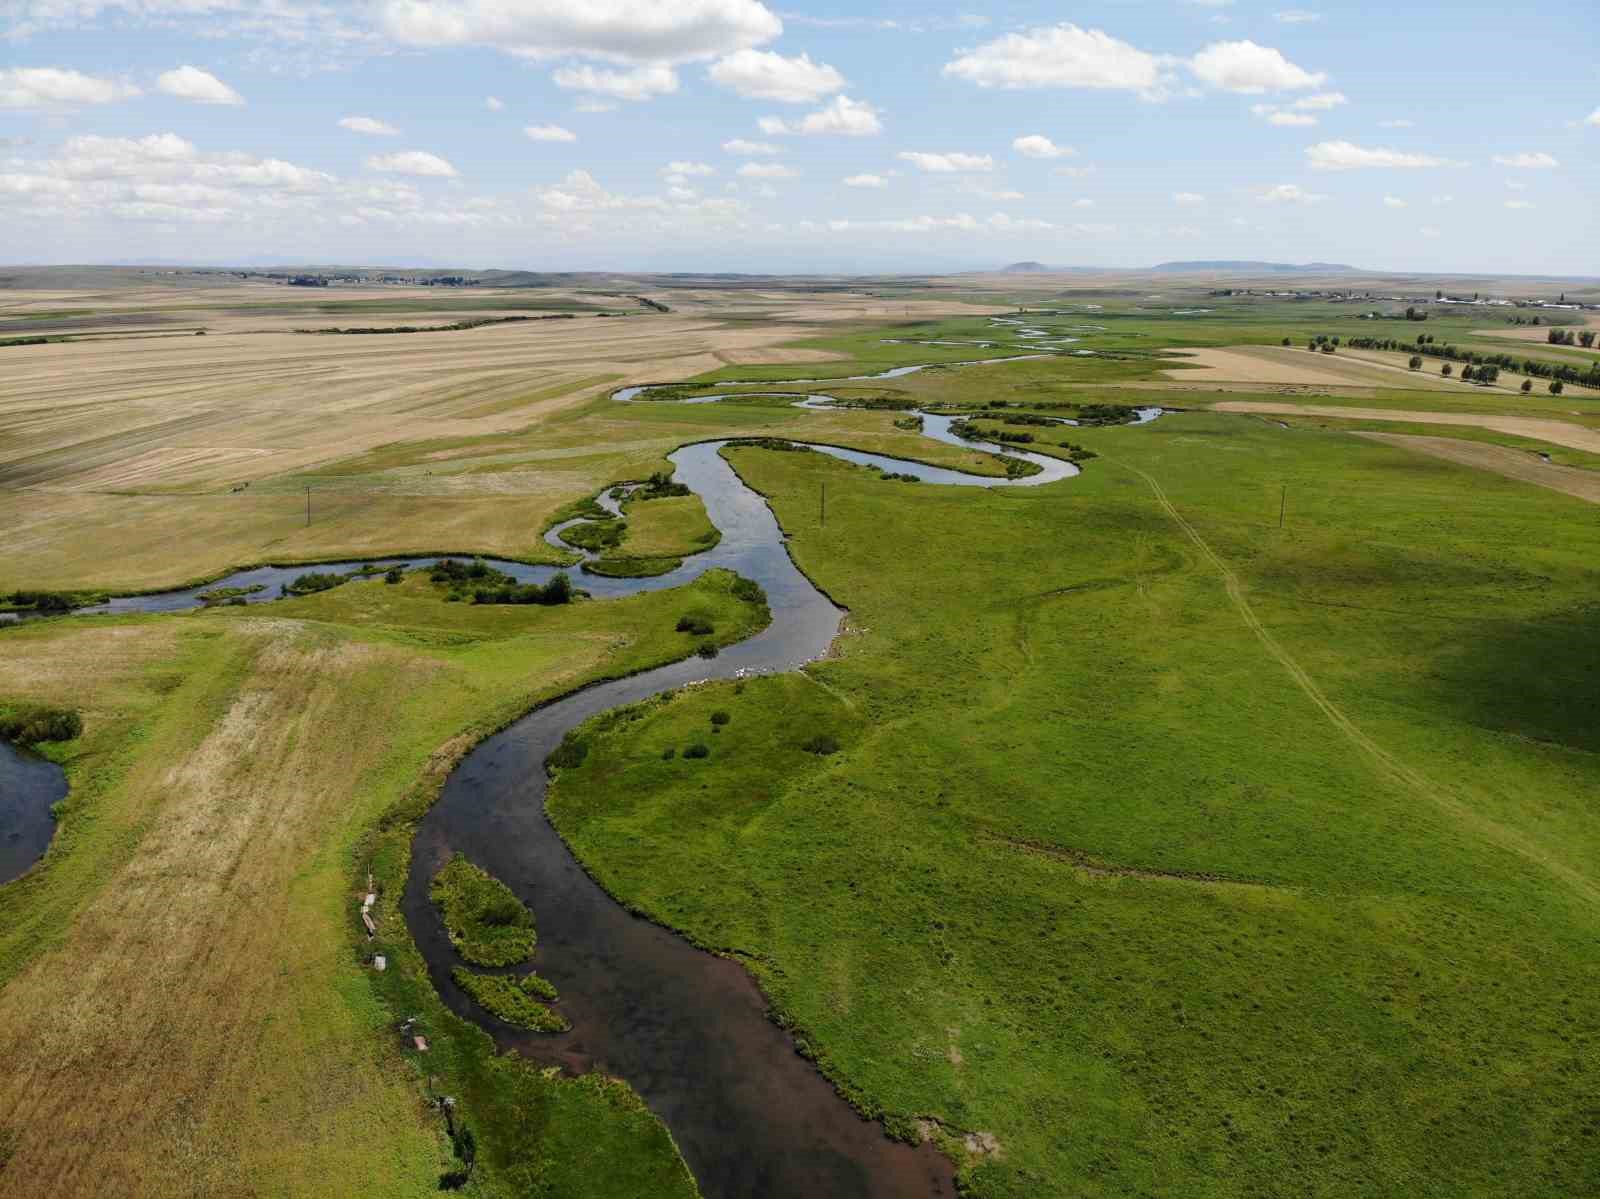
<box><xmin>7</xmin><ymin>338</ymin><xmax>1161</xmax><ymax>1196</ymax></box>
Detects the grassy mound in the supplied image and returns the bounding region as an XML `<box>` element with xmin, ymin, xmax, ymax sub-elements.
<box><xmin>452</xmin><ymin>968</ymin><xmax>569</xmax><ymax>1033</ymax></box>
<box><xmin>430</xmin><ymin>853</ymin><xmax>537</xmax><ymax>967</ymax></box>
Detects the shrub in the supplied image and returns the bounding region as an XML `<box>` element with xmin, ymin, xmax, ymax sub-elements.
<box><xmin>1408</xmin><ymin>355</ymin><xmax>1422</xmax><ymax>370</ymax></box>
<box><xmin>284</xmin><ymin>571</ymin><xmax>346</xmax><ymax>596</ymax></box>
<box><xmin>801</xmin><ymin>733</ymin><xmax>840</xmax><ymax>756</ymax></box>
<box><xmin>384</xmin><ymin>567</ymin><xmax>404</xmax><ymax>584</ymax></box>
<box><xmin>676</xmin><ymin>614</ymin><xmax>714</xmax><ymax>635</ymax></box>
<box><xmin>730</xmin><ymin>576</ymin><xmax>767</xmax><ymax>606</ymax></box>
<box><xmin>1550</xmin><ymin>381</ymin><xmax>1564</xmax><ymax>395</ymax></box>
<box><xmin>547</xmin><ymin>731</ymin><xmax>588</xmax><ymax>771</ymax></box>
<box><xmin>430</xmin><ymin>854</ymin><xmax>537</xmax><ymax>967</ymax></box>
<box><xmin>661</xmin><ymin>747</ymin><xmax>676</xmax><ymax>760</ymax></box>
<box><xmin>696</xmin><ymin>643</ymin><xmax>719</xmax><ymax>659</ymax></box>
<box><xmin>1521</xmin><ymin>379</ymin><xmax>1533</xmax><ymax>393</ymax></box>
<box><xmin>473</xmin><ymin>573</ymin><xmax>573</xmax><ymax>606</ymax></box>
<box><xmin>0</xmin><ymin>705</ymin><xmax>82</xmax><ymax>745</ymax></box>
<box><xmin>683</xmin><ymin>743</ymin><xmax>710</xmax><ymax>759</ymax></box>
<box><xmin>710</xmin><ymin>710</ymin><xmax>731</xmax><ymax>726</ymax></box>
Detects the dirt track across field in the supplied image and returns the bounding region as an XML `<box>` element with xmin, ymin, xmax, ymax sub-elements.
<box><xmin>1354</xmin><ymin>433</ymin><xmax>1600</xmax><ymax>504</ymax></box>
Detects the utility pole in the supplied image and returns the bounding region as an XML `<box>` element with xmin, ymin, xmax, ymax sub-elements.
<box><xmin>1278</xmin><ymin>484</ymin><xmax>1286</xmax><ymax>530</ymax></box>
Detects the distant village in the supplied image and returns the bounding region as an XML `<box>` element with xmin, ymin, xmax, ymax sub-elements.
<box><xmin>1208</xmin><ymin>285</ymin><xmax>1600</xmax><ymax>313</ymax></box>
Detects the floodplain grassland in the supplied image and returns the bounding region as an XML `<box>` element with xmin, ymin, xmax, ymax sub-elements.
<box><xmin>548</xmin><ymin>413</ymin><xmax>1600</xmax><ymax>1197</ymax></box>
<box><xmin>0</xmin><ymin>568</ymin><xmax>767</xmax><ymax>1198</ymax></box>
<box><xmin>4</xmin><ymin>275</ymin><xmax>1600</xmax><ymax>1198</ymax></box>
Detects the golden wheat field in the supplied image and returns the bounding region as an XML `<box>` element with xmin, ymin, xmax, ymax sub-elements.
<box><xmin>0</xmin><ymin>285</ymin><xmax>993</xmax><ymax>590</ymax></box>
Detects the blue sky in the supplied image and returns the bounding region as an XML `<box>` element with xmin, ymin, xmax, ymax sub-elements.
<box><xmin>1</xmin><ymin>1</ymin><xmax>1595</xmax><ymax>274</ymax></box>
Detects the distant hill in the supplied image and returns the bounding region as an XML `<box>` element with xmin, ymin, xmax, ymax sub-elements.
<box><xmin>1152</xmin><ymin>260</ymin><xmax>1357</xmax><ymax>274</ymax></box>
<box><xmin>1000</xmin><ymin>261</ymin><xmax>1051</xmax><ymax>273</ymax></box>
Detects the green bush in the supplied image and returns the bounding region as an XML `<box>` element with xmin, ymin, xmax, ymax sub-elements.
<box><xmin>430</xmin><ymin>854</ymin><xmax>537</xmax><ymax>967</ymax></box>
<box><xmin>676</xmin><ymin>614</ymin><xmax>714</xmax><ymax>635</ymax></box>
<box><xmin>474</xmin><ymin>573</ymin><xmax>573</xmax><ymax>606</ymax></box>
<box><xmin>384</xmin><ymin>567</ymin><xmax>404</xmax><ymax>584</ymax></box>
<box><xmin>283</xmin><ymin>571</ymin><xmax>346</xmax><ymax>596</ymax></box>
<box><xmin>710</xmin><ymin>710</ymin><xmax>730</xmax><ymax>727</ymax></box>
<box><xmin>730</xmin><ymin>576</ymin><xmax>767</xmax><ymax>606</ymax></box>
<box><xmin>0</xmin><ymin>705</ymin><xmax>82</xmax><ymax>745</ymax></box>
<box><xmin>682</xmin><ymin>743</ymin><xmax>710</xmax><ymax>760</ymax></box>
<box><xmin>547</xmin><ymin>731</ymin><xmax>589</xmax><ymax>771</ymax></box>
<box><xmin>801</xmin><ymin>734</ymin><xmax>840</xmax><ymax>756</ymax></box>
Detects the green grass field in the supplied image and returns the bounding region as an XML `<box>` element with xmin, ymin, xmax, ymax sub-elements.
<box><xmin>548</xmin><ymin>413</ymin><xmax>1600</xmax><ymax>1197</ymax></box>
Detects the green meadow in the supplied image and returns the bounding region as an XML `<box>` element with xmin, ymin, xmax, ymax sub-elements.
<box><xmin>549</xmin><ymin>411</ymin><xmax>1600</xmax><ymax>1197</ymax></box>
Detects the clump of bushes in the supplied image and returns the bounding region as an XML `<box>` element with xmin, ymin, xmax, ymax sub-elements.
<box><xmin>546</xmin><ymin>730</ymin><xmax>588</xmax><ymax>771</ymax></box>
<box><xmin>880</xmin><ymin>470</ymin><xmax>922</xmax><ymax>483</ymax></box>
<box><xmin>473</xmin><ymin>573</ymin><xmax>573</xmax><ymax>606</ymax></box>
<box><xmin>6</xmin><ymin>590</ymin><xmax>77</xmax><ymax>614</ymax></box>
<box><xmin>635</xmin><ymin>470</ymin><xmax>690</xmax><ymax>500</ymax></box>
<box><xmin>198</xmin><ymin>583</ymin><xmax>266</xmax><ymax>604</ymax></box>
<box><xmin>710</xmin><ymin>710</ymin><xmax>731</xmax><ymax>727</ymax></box>
<box><xmin>729</xmin><ymin>438</ymin><xmax>813</xmax><ymax>454</ymax></box>
<box><xmin>283</xmin><ymin>571</ymin><xmax>347</xmax><ymax>596</ymax></box>
<box><xmin>730</xmin><ymin>576</ymin><xmax>767</xmax><ymax>606</ymax></box>
<box><xmin>429</xmin><ymin>853</ymin><xmax>537</xmax><ymax>967</ymax></box>
<box><xmin>451</xmin><ymin>967</ymin><xmax>569</xmax><ymax>1033</ymax></box>
<box><xmin>676</xmin><ymin>613</ymin><xmax>715</xmax><ymax>635</ymax></box>
<box><xmin>560</xmin><ymin>520</ymin><xmax>627</xmax><ymax>552</ymax></box>
<box><xmin>384</xmin><ymin>567</ymin><xmax>404</xmax><ymax>584</ymax></box>
<box><xmin>683</xmin><ymin>743</ymin><xmax>710</xmax><ymax>759</ymax></box>
<box><xmin>801</xmin><ymin>733</ymin><xmax>840</xmax><ymax>756</ymax></box>
<box><xmin>0</xmin><ymin>705</ymin><xmax>82</xmax><ymax>745</ymax></box>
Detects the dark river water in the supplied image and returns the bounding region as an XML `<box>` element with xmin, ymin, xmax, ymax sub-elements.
<box><xmin>0</xmin><ymin>738</ymin><xmax>67</xmax><ymax>885</ymax></box>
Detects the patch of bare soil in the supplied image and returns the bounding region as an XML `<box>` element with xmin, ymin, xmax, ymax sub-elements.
<box><xmin>1354</xmin><ymin>433</ymin><xmax>1600</xmax><ymax>504</ymax></box>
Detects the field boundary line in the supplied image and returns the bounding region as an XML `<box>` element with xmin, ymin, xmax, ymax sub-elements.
<box><xmin>1111</xmin><ymin>456</ymin><xmax>1600</xmax><ymax>908</ymax></box>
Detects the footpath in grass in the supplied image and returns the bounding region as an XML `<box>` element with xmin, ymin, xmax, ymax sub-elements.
<box><xmin>548</xmin><ymin>415</ymin><xmax>1600</xmax><ymax>1198</ymax></box>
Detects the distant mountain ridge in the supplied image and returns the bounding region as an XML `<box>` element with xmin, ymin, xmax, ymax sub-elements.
<box><xmin>1151</xmin><ymin>260</ymin><xmax>1357</xmax><ymax>274</ymax></box>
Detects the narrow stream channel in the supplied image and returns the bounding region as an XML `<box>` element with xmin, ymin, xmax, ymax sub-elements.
<box><xmin>0</xmin><ymin>738</ymin><xmax>66</xmax><ymax>886</ymax></box>
<box><xmin>5</xmin><ymin>335</ymin><xmax>1163</xmax><ymax>1194</ymax></box>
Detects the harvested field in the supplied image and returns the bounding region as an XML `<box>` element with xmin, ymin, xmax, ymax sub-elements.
<box><xmin>1164</xmin><ymin>345</ymin><xmax>1490</xmax><ymax>390</ymax></box>
<box><xmin>1211</xmin><ymin>400</ymin><xmax>1600</xmax><ymax>453</ymax></box>
<box><xmin>1353</xmin><ymin>432</ymin><xmax>1600</xmax><ymax>504</ymax></box>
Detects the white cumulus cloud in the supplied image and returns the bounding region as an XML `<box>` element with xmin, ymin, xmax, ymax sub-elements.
<box><xmin>1491</xmin><ymin>151</ymin><xmax>1558</xmax><ymax>169</ymax></box>
<box><xmin>0</xmin><ymin>67</ymin><xmax>140</xmax><ymax>109</ymax></box>
<box><xmin>943</xmin><ymin>24</ymin><xmax>1169</xmax><ymax>96</ymax></box>
<box><xmin>1585</xmin><ymin>107</ymin><xmax>1600</xmax><ymax>127</ymax></box>
<box><xmin>1012</xmin><ymin>134</ymin><xmax>1073</xmax><ymax>159</ymax></box>
<box><xmin>366</xmin><ymin>150</ymin><xmax>458</xmax><ymax>177</ymax></box>
<box><xmin>1192</xmin><ymin>41</ymin><xmax>1324</xmax><ymax>93</ymax></box>
<box><xmin>552</xmin><ymin>64</ymin><xmax>678</xmax><ymax>102</ymax></box>
<box><xmin>897</xmin><ymin>150</ymin><xmax>993</xmax><ymax>173</ymax></box>
<box><xmin>722</xmin><ymin>138</ymin><xmax>780</xmax><ymax>155</ymax></box>
<box><xmin>339</xmin><ymin>116</ymin><xmax>399</xmax><ymax>136</ymax></box>
<box><xmin>1257</xmin><ymin>182</ymin><xmax>1324</xmax><ymax>204</ymax></box>
<box><xmin>737</xmin><ymin>162</ymin><xmax>796</xmax><ymax>178</ymax></box>
<box><xmin>664</xmin><ymin>161</ymin><xmax>715</xmax><ymax>176</ymax></box>
<box><xmin>843</xmin><ymin>173</ymin><xmax>886</xmax><ymax>188</ymax></box>
<box><xmin>156</xmin><ymin>65</ymin><xmax>244</xmax><ymax>106</ymax></box>
<box><xmin>1306</xmin><ymin>140</ymin><xmax>1463</xmax><ymax>170</ymax></box>
<box><xmin>378</xmin><ymin>0</ymin><xmax>782</xmax><ymax>64</ymax></box>
<box><xmin>759</xmin><ymin>94</ymin><xmax>882</xmax><ymax>136</ymax></box>
<box><xmin>707</xmin><ymin>49</ymin><xmax>844</xmax><ymax>102</ymax></box>
<box><xmin>525</xmin><ymin>124</ymin><xmax>576</xmax><ymax>142</ymax></box>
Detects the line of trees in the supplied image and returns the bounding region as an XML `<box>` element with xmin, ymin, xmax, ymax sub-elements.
<box><xmin>1548</xmin><ymin>328</ymin><xmax>1597</xmax><ymax>348</ymax></box>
